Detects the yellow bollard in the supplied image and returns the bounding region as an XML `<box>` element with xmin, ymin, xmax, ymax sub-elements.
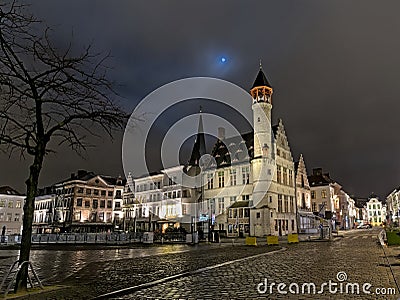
<box><xmin>267</xmin><ymin>235</ymin><xmax>279</xmax><ymax>245</ymax></box>
<box><xmin>245</xmin><ymin>236</ymin><xmax>257</xmax><ymax>246</ymax></box>
<box><xmin>288</xmin><ymin>234</ymin><xmax>299</xmax><ymax>243</ymax></box>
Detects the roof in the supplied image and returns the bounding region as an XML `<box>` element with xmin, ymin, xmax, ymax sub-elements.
<box><xmin>210</xmin><ymin>131</ymin><xmax>254</xmax><ymax>168</ymax></box>
<box><xmin>58</xmin><ymin>170</ymin><xmax>125</xmax><ymax>186</ymax></box>
<box><xmin>0</xmin><ymin>186</ymin><xmax>22</xmax><ymax>196</ymax></box>
<box><xmin>229</xmin><ymin>200</ymin><xmax>250</xmax><ymax>208</ymax></box>
<box><xmin>252</xmin><ymin>68</ymin><xmax>272</xmax><ymax>89</ymax></box>
<box><xmin>307</xmin><ymin>168</ymin><xmax>334</xmax><ymax>187</ymax></box>
<box><xmin>307</xmin><ymin>173</ymin><xmax>334</xmax><ymax>187</ymax></box>
<box><xmin>189</xmin><ymin>113</ymin><xmax>206</xmax><ymax>166</ymax></box>
<box><xmin>208</xmin><ymin>121</ymin><xmax>285</xmax><ymax>168</ymax></box>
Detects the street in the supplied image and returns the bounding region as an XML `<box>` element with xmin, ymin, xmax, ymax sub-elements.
<box><xmin>115</xmin><ymin>228</ymin><xmax>397</xmax><ymax>299</ymax></box>
<box><xmin>0</xmin><ymin>228</ymin><xmax>397</xmax><ymax>299</ymax></box>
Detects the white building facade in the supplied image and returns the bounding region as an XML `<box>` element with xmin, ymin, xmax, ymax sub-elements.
<box><xmin>366</xmin><ymin>196</ymin><xmax>386</xmax><ymax>227</ymax></box>
<box><xmin>124</xmin><ymin>166</ymin><xmax>199</xmax><ymax>233</ymax></box>
<box><xmin>0</xmin><ymin>186</ymin><xmax>25</xmax><ymax>235</ymax></box>
<box><xmin>386</xmin><ymin>188</ymin><xmax>400</xmax><ymax>225</ymax></box>
<box><xmin>201</xmin><ymin>67</ymin><xmax>297</xmax><ymax>237</ymax></box>
<box><xmin>125</xmin><ymin>67</ymin><xmax>298</xmax><ymax>238</ymax></box>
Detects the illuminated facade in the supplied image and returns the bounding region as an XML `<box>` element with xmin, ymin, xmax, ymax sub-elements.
<box><xmin>366</xmin><ymin>196</ymin><xmax>386</xmax><ymax>227</ymax></box>
<box><xmin>295</xmin><ymin>155</ymin><xmax>319</xmax><ymax>234</ymax></box>
<box><xmin>123</xmin><ymin>166</ymin><xmax>199</xmax><ymax>233</ymax></box>
<box><xmin>34</xmin><ymin>170</ymin><xmax>125</xmax><ymax>233</ymax></box>
<box><xmin>386</xmin><ymin>188</ymin><xmax>400</xmax><ymax>224</ymax></box>
<box><xmin>0</xmin><ymin>186</ymin><xmax>24</xmax><ymax>235</ymax></box>
<box><xmin>308</xmin><ymin>168</ymin><xmax>337</xmax><ymax>219</ymax></box>
<box><xmin>202</xmin><ymin>67</ymin><xmax>298</xmax><ymax>237</ymax></box>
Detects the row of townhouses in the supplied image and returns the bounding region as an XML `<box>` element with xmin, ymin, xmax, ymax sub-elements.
<box><xmin>386</xmin><ymin>188</ymin><xmax>400</xmax><ymax>225</ymax></box>
<box><xmin>0</xmin><ymin>67</ymin><xmax>385</xmax><ymax>237</ymax></box>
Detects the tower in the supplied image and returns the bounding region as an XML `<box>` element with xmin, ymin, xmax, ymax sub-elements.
<box><xmin>250</xmin><ymin>64</ymin><xmax>274</xmax><ymax>207</ymax></box>
<box><xmin>188</xmin><ymin>107</ymin><xmax>206</xmax><ymax>167</ymax></box>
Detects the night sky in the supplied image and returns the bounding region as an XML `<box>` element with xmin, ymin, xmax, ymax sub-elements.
<box><xmin>1</xmin><ymin>1</ymin><xmax>400</xmax><ymax>200</ymax></box>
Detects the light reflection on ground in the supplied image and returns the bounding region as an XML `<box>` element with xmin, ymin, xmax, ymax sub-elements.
<box><xmin>0</xmin><ymin>244</ymin><xmax>192</xmax><ymax>283</ymax></box>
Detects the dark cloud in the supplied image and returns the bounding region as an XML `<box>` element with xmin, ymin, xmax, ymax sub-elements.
<box><xmin>1</xmin><ymin>0</ymin><xmax>400</xmax><ymax>198</ymax></box>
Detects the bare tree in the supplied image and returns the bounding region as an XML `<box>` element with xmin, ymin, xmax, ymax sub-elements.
<box><xmin>0</xmin><ymin>1</ymin><xmax>128</xmax><ymax>291</ymax></box>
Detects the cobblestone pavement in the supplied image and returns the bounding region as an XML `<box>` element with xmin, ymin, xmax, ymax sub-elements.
<box><xmin>117</xmin><ymin>228</ymin><xmax>398</xmax><ymax>300</ymax></box>
<box><xmin>12</xmin><ymin>228</ymin><xmax>398</xmax><ymax>299</ymax></box>
<box><xmin>0</xmin><ymin>244</ymin><xmax>194</xmax><ymax>284</ymax></box>
<box><xmin>16</xmin><ymin>243</ymin><xmax>279</xmax><ymax>299</ymax></box>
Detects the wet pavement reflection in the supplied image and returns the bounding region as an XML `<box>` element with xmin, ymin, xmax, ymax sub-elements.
<box><xmin>0</xmin><ymin>244</ymin><xmax>191</xmax><ymax>284</ymax></box>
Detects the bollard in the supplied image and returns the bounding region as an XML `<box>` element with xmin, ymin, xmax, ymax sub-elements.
<box><xmin>287</xmin><ymin>234</ymin><xmax>299</xmax><ymax>244</ymax></box>
<box><xmin>267</xmin><ymin>235</ymin><xmax>279</xmax><ymax>245</ymax></box>
<box><xmin>245</xmin><ymin>236</ymin><xmax>257</xmax><ymax>246</ymax></box>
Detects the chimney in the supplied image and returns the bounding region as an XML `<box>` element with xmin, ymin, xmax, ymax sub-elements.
<box><xmin>70</xmin><ymin>173</ymin><xmax>76</xmax><ymax>179</ymax></box>
<box><xmin>218</xmin><ymin>127</ymin><xmax>225</xmax><ymax>140</ymax></box>
<box><xmin>313</xmin><ymin>168</ymin><xmax>322</xmax><ymax>176</ymax></box>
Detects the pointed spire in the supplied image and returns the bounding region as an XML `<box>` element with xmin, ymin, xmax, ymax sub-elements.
<box><xmin>189</xmin><ymin>107</ymin><xmax>206</xmax><ymax>166</ymax></box>
<box><xmin>252</xmin><ymin>66</ymin><xmax>272</xmax><ymax>89</ymax></box>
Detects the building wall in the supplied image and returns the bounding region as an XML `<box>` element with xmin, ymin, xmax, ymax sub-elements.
<box><xmin>366</xmin><ymin>198</ymin><xmax>385</xmax><ymax>226</ymax></box>
<box><xmin>295</xmin><ymin>155</ymin><xmax>317</xmax><ymax>233</ymax></box>
<box><xmin>33</xmin><ymin>194</ymin><xmax>56</xmax><ymax>233</ymax></box>
<box><xmin>386</xmin><ymin>189</ymin><xmax>400</xmax><ymax>224</ymax></box>
<box><xmin>0</xmin><ymin>194</ymin><xmax>24</xmax><ymax>235</ymax></box>
<box><xmin>203</xmin><ymin>162</ymin><xmax>253</xmax><ymax>235</ymax></box>
<box><xmin>126</xmin><ymin>166</ymin><xmax>199</xmax><ymax>233</ymax></box>
<box><xmin>310</xmin><ymin>185</ymin><xmax>335</xmax><ymax>216</ymax></box>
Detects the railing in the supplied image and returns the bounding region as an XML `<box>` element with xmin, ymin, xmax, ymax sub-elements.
<box><xmin>30</xmin><ymin>232</ymin><xmax>144</xmax><ymax>244</ymax></box>
<box><xmin>153</xmin><ymin>232</ymin><xmax>187</xmax><ymax>243</ymax></box>
<box><xmin>0</xmin><ymin>232</ymin><xmax>193</xmax><ymax>245</ymax></box>
<box><xmin>0</xmin><ymin>233</ymin><xmax>145</xmax><ymax>245</ymax></box>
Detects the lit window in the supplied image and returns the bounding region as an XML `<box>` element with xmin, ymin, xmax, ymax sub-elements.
<box><xmin>207</xmin><ymin>173</ymin><xmax>214</xmax><ymax>189</ymax></box>
<box><xmin>277</xmin><ymin>166</ymin><xmax>282</xmax><ymax>184</ymax></box>
<box><xmin>242</xmin><ymin>167</ymin><xmax>250</xmax><ymax>184</ymax></box>
<box><xmin>218</xmin><ymin>171</ymin><xmax>225</xmax><ymax>188</ymax></box>
<box><xmin>283</xmin><ymin>168</ymin><xmax>288</xmax><ymax>185</ymax></box>
<box><xmin>230</xmin><ymin>169</ymin><xmax>237</xmax><ymax>186</ymax></box>
<box><xmin>278</xmin><ymin>195</ymin><xmax>283</xmax><ymax>212</ymax></box>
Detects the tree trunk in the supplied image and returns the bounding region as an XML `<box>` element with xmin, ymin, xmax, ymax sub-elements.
<box><xmin>14</xmin><ymin>149</ymin><xmax>44</xmax><ymax>292</ymax></box>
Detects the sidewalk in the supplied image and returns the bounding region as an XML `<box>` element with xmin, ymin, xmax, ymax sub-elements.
<box><xmin>380</xmin><ymin>244</ymin><xmax>400</xmax><ymax>292</ymax></box>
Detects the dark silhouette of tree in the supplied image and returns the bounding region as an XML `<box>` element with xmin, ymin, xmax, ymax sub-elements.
<box><xmin>0</xmin><ymin>1</ymin><xmax>128</xmax><ymax>291</ymax></box>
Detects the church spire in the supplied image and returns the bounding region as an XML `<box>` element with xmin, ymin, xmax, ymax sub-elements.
<box><xmin>189</xmin><ymin>108</ymin><xmax>206</xmax><ymax>166</ymax></box>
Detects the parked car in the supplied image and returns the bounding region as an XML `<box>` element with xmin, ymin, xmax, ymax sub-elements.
<box><xmin>357</xmin><ymin>223</ymin><xmax>372</xmax><ymax>229</ymax></box>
